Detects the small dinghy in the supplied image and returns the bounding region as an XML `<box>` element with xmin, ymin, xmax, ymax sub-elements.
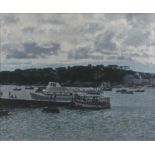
<box><xmin>121</xmin><ymin>90</ymin><xmax>133</xmax><ymax>94</ymax></box>
<box><xmin>116</xmin><ymin>89</ymin><xmax>133</xmax><ymax>94</ymax></box>
<box><xmin>25</xmin><ymin>86</ymin><xmax>34</xmax><ymax>90</ymax></box>
<box><xmin>13</xmin><ymin>88</ymin><xmax>21</xmax><ymax>91</ymax></box>
<box><xmin>42</xmin><ymin>107</ymin><xmax>59</xmax><ymax>113</ymax></box>
<box><xmin>135</xmin><ymin>89</ymin><xmax>145</xmax><ymax>92</ymax></box>
<box><xmin>102</xmin><ymin>87</ymin><xmax>112</xmax><ymax>91</ymax></box>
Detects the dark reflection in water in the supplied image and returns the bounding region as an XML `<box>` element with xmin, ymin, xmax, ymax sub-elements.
<box><xmin>0</xmin><ymin>85</ymin><xmax>155</xmax><ymax>140</ymax></box>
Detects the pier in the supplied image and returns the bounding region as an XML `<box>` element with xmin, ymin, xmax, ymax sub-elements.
<box><xmin>0</xmin><ymin>98</ymin><xmax>74</xmax><ymax>108</ymax></box>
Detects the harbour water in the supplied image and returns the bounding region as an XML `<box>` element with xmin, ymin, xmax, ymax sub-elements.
<box><xmin>0</xmin><ymin>85</ymin><xmax>155</xmax><ymax>140</ymax></box>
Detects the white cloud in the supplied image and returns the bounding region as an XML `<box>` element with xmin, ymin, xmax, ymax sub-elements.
<box><xmin>1</xmin><ymin>13</ymin><xmax>155</xmax><ymax>72</ymax></box>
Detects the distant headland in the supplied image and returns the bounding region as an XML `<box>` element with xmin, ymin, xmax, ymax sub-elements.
<box><xmin>0</xmin><ymin>64</ymin><xmax>154</xmax><ymax>87</ymax></box>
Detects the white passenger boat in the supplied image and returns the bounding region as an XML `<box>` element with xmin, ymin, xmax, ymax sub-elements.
<box><xmin>30</xmin><ymin>82</ymin><xmax>73</xmax><ymax>102</ymax></box>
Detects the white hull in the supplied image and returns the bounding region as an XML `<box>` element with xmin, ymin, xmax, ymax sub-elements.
<box><xmin>30</xmin><ymin>92</ymin><xmax>73</xmax><ymax>102</ymax></box>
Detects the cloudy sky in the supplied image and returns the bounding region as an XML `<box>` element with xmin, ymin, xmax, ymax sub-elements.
<box><xmin>0</xmin><ymin>14</ymin><xmax>155</xmax><ymax>73</ymax></box>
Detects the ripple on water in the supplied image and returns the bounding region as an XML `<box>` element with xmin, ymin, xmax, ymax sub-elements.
<box><xmin>0</xmin><ymin>86</ymin><xmax>155</xmax><ymax>140</ymax></box>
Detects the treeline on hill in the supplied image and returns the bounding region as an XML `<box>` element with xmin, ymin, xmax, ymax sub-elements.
<box><xmin>0</xmin><ymin>64</ymin><xmax>135</xmax><ymax>86</ymax></box>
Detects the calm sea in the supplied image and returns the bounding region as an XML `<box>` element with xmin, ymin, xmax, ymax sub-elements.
<box><xmin>0</xmin><ymin>85</ymin><xmax>155</xmax><ymax>140</ymax></box>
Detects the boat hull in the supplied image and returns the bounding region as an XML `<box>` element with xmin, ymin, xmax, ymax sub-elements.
<box><xmin>42</xmin><ymin>107</ymin><xmax>59</xmax><ymax>113</ymax></box>
<box><xmin>73</xmin><ymin>98</ymin><xmax>110</xmax><ymax>110</ymax></box>
<box><xmin>30</xmin><ymin>92</ymin><xmax>73</xmax><ymax>102</ymax></box>
<box><xmin>68</xmin><ymin>104</ymin><xmax>110</xmax><ymax>110</ymax></box>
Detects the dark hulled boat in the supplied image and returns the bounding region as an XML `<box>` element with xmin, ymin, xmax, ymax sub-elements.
<box><xmin>42</xmin><ymin>107</ymin><xmax>59</xmax><ymax>113</ymax></box>
<box><xmin>13</xmin><ymin>88</ymin><xmax>21</xmax><ymax>91</ymax></box>
<box><xmin>25</xmin><ymin>86</ymin><xmax>34</xmax><ymax>90</ymax></box>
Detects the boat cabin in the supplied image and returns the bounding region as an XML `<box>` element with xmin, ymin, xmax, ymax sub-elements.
<box><xmin>48</xmin><ymin>82</ymin><xmax>61</xmax><ymax>87</ymax></box>
<box><xmin>74</xmin><ymin>93</ymin><xmax>107</xmax><ymax>103</ymax></box>
<box><xmin>42</xmin><ymin>82</ymin><xmax>71</xmax><ymax>95</ymax></box>
<box><xmin>74</xmin><ymin>92</ymin><xmax>110</xmax><ymax>108</ymax></box>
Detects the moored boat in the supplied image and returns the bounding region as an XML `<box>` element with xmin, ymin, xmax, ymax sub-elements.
<box><xmin>102</xmin><ymin>87</ymin><xmax>112</xmax><ymax>91</ymax></box>
<box><xmin>35</xmin><ymin>86</ymin><xmax>46</xmax><ymax>92</ymax></box>
<box><xmin>99</xmin><ymin>82</ymin><xmax>112</xmax><ymax>91</ymax></box>
<box><xmin>121</xmin><ymin>90</ymin><xmax>133</xmax><ymax>94</ymax></box>
<box><xmin>30</xmin><ymin>82</ymin><xmax>73</xmax><ymax>102</ymax></box>
<box><xmin>42</xmin><ymin>107</ymin><xmax>59</xmax><ymax>113</ymax></box>
<box><xmin>116</xmin><ymin>89</ymin><xmax>133</xmax><ymax>94</ymax></box>
<box><xmin>73</xmin><ymin>92</ymin><xmax>110</xmax><ymax>110</ymax></box>
<box><xmin>13</xmin><ymin>88</ymin><xmax>21</xmax><ymax>91</ymax></box>
<box><xmin>135</xmin><ymin>89</ymin><xmax>145</xmax><ymax>92</ymax></box>
<box><xmin>25</xmin><ymin>86</ymin><xmax>34</xmax><ymax>90</ymax></box>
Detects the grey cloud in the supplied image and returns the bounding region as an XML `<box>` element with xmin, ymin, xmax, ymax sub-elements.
<box><xmin>128</xmin><ymin>52</ymin><xmax>153</xmax><ymax>58</ymax></box>
<box><xmin>97</xmin><ymin>50</ymin><xmax>118</xmax><ymax>55</ymax></box>
<box><xmin>104</xmin><ymin>13</ymin><xmax>155</xmax><ymax>25</ymax></box>
<box><xmin>123</xmin><ymin>28</ymin><xmax>150</xmax><ymax>47</ymax></box>
<box><xmin>130</xmin><ymin>53</ymin><xmax>142</xmax><ymax>57</ymax></box>
<box><xmin>3</xmin><ymin>14</ymin><xmax>18</xmax><ymax>24</ymax></box>
<box><xmin>148</xmin><ymin>42</ymin><xmax>155</xmax><ymax>46</ymax></box>
<box><xmin>107</xmin><ymin>55</ymin><xmax>117</xmax><ymax>60</ymax></box>
<box><xmin>44</xmin><ymin>18</ymin><xmax>64</xmax><ymax>25</ymax></box>
<box><xmin>5</xmin><ymin>61</ymin><xmax>32</xmax><ymax>65</ymax></box>
<box><xmin>88</xmin><ymin>23</ymin><xmax>102</xmax><ymax>33</ymax></box>
<box><xmin>117</xmin><ymin>55</ymin><xmax>133</xmax><ymax>61</ymax></box>
<box><xmin>107</xmin><ymin>55</ymin><xmax>133</xmax><ymax>61</ymax></box>
<box><xmin>83</xmin><ymin>22</ymin><xmax>104</xmax><ymax>33</ymax></box>
<box><xmin>22</xmin><ymin>27</ymin><xmax>35</xmax><ymax>33</ymax></box>
<box><xmin>95</xmin><ymin>31</ymin><xmax>117</xmax><ymax>51</ymax></box>
<box><xmin>140</xmin><ymin>52</ymin><xmax>155</xmax><ymax>58</ymax></box>
<box><xmin>90</xmin><ymin>54</ymin><xmax>104</xmax><ymax>59</ymax></box>
<box><xmin>125</xmin><ymin>14</ymin><xmax>155</xmax><ymax>45</ymax></box>
<box><xmin>68</xmin><ymin>47</ymin><xmax>104</xmax><ymax>60</ymax></box>
<box><xmin>68</xmin><ymin>47</ymin><xmax>90</xmax><ymax>60</ymax></box>
<box><xmin>104</xmin><ymin>13</ymin><xmax>125</xmax><ymax>20</ymax></box>
<box><xmin>126</xmin><ymin>14</ymin><xmax>155</xmax><ymax>24</ymax></box>
<box><xmin>2</xmin><ymin>13</ymin><xmax>155</xmax><ymax>72</ymax></box>
<box><xmin>7</xmin><ymin>42</ymin><xmax>60</xmax><ymax>59</ymax></box>
<box><xmin>68</xmin><ymin>30</ymin><xmax>119</xmax><ymax>60</ymax></box>
<box><xmin>38</xmin><ymin>14</ymin><xmax>64</xmax><ymax>25</ymax></box>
